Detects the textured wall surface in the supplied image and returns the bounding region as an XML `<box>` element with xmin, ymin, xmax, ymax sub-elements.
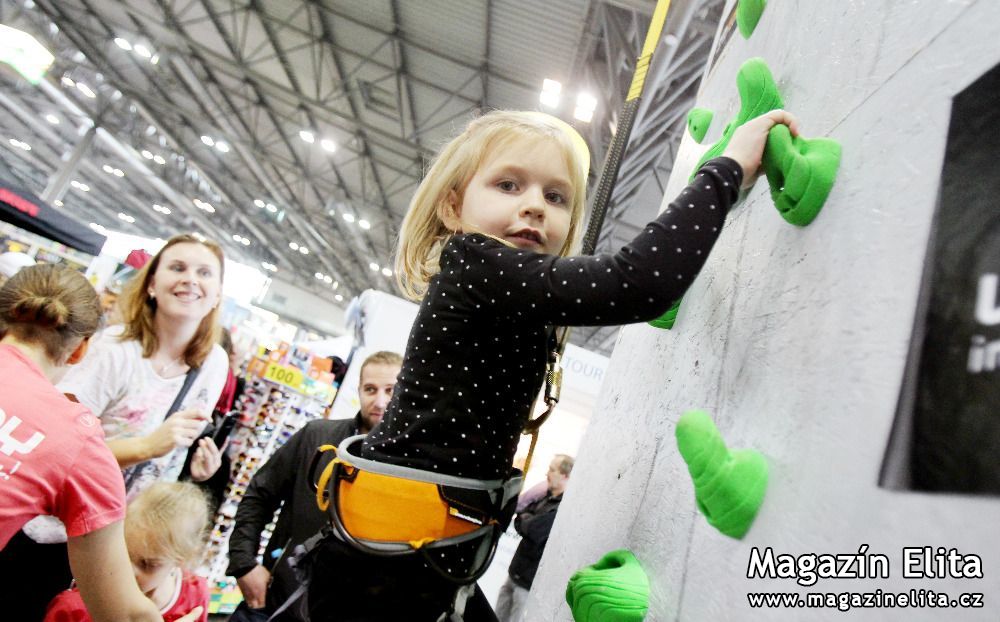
<box><xmin>530</xmin><ymin>1</ymin><xmax>1000</xmax><ymax>620</ymax></box>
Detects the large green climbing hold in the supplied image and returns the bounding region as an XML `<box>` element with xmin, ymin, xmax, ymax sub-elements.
<box><xmin>676</xmin><ymin>410</ymin><xmax>768</xmax><ymax>539</ymax></box>
<box><xmin>648</xmin><ymin>298</ymin><xmax>681</xmax><ymax>330</ymax></box>
<box><xmin>762</xmin><ymin>124</ymin><xmax>842</xmax><ymax>226</ymax></box>
<box><xmin>686</xmin><ymin>107</ymin><xmax>714</xmax><ymax>143</ymax></box>
<box><xmin>736</xmin><ymin>0</ymin><xmax>767</xmax><ymax>39</ymax></box>
<box><xmin>566</xmin><ymin>549</ymin><xmax>649</xmax><ymax>622</ymax></box>
<box><xmin>689</xmin><ymin>57</ymin><xmax>783</xmax><ymax>181</ymax></box>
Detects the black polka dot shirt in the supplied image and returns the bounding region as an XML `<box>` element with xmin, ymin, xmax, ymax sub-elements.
<box><xmin>362</xmin><ymin>157</ymin><xmax>743</xmax><ymax>480</ymax></box>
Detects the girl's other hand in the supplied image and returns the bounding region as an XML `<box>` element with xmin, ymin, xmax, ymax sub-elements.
<box><xmin>722</xmin><ymin>109</ymin><xmax>800</xmax><ymax>189</ymax></box>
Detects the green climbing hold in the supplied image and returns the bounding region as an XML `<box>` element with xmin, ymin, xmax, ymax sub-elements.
<box><xmin>687</xmin><ymin>107</ymin><xmax>714</xmax><ymax>143</ymax></box>
<box><xmin>736</xmin><ymin>0</ymin><xmax>767</xmax><ymax>39</ymax></box>
<box><xmin>689</xmin><ymin>57</ymin><xmax>783</xmax><ymax>181</ymax></box>
<box><xmin>762</xmin><ymin>124</ymin><xmax>842</xmax><ymax>226</ymax></box>
<box><xmin>648</xmin><ymin>298</ymin><xmax>681</xmax><ymax>330</ymax></box>
<box><xmin>566</xmin><ymin>549</ymin><xmax>649</xmax><ymax>622</ymax></box>
<box><xmin>676</xmin><ymin>410</ymin><xmax>768</xmax><ymax>539</ymax></box>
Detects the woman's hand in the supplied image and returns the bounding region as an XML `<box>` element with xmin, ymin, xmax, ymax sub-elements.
<box><xmin>722</xmin><ymin>109</ymin><xmax>800</xmax><ymax>189</ymax></box>
<box><xmin>143</xmin><ymin>409</ymin><xmax>208</xmax><ymax>458</ymax></box>
<box><xmin>188</xmin><ymin>437</ymin><xmax>225</xmax><ymax>482</ymax></box>
<box><xmin>174</xmin><ymin>606</ymin><xmax>205</xmax><ymax>622</ymax></box>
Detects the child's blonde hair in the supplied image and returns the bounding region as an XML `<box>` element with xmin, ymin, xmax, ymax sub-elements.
<box><xmin>395</xmin><ymin>110</ymin><xmax>591</xmax><ymax>300</ymax></box>
<box><xmin>125</xmin><ymin>482</ymin><xmax>210</xmax><ymax>568</ymax></box>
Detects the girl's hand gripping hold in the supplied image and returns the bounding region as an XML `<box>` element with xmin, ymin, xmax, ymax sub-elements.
<box><xmin>722</xmin><ymin>109</ymin><xmax>800</xmax><ymax>189</ymax></box>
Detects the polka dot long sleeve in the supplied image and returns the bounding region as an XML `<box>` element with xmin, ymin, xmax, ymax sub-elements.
<box><xmin>363</xmin><ymin>157</ymin><xmax>743</xmax><ymax>480</ymax></box>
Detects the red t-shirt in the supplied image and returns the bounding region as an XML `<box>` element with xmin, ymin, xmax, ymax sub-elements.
<box><xmin>44</xmin><ymin>571</ymin><xmax>209</xmax><ymax>622</ymax></box>
<box><xmin>0</xmin><ymin>344</ymin><xmax>126</xmax><ymax>547</ymax></box>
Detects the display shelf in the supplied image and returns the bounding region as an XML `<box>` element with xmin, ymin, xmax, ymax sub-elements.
<box><xmin>200</xmin><ymin>346</ymin><xmax>337</xmax><ymax>614</ymax></box>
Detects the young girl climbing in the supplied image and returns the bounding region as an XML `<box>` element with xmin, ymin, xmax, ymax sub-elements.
<box><xmin>306</xmin><ymin>108</ymin><xmax>798</xmax><ymax>621</ymax></box>
<box><xmin>44</xmin><ymin>482</ymin><xmax>211</xmax><ymax>622</ymax></box>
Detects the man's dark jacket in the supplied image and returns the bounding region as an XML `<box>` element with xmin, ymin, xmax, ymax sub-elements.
<box><xmin>507</xmin><ymin>492</ymin><xmax>562</xmax><ymax>589</ymax></box>
<box><xmin>227</xmin><ymin>415</ymin><xmax>362</xmax><ymax>617</ymax></box>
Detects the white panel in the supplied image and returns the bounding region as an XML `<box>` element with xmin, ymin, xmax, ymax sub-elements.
<box><xmin>531</xmin><ymin>1</ymin><xmax>1000</xmax><ymax>621</ymax></box>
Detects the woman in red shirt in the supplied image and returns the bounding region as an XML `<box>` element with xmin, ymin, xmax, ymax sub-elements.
<box><xmin>0</xmin><ymin>264</ymin><xmax>202</xmax><ymax>622</ymax></box>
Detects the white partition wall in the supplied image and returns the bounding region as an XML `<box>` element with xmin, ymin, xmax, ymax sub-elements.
<box><xmin>531</xmin><ymin>1</ymin><xmax>1000</xmax><ymax>620</ymax></box>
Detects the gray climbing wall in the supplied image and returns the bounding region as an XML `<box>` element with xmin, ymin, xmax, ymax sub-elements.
<box><xmin>529</xmin><ymin>1</ymin><xmax>1000</xmax><ymax>620</ymax></box>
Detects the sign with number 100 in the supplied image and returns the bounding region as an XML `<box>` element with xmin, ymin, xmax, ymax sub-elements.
<box><xmin>263</xmin><ymin>362</ymin><xmax>304</xmax><ymax>391</ymax></box>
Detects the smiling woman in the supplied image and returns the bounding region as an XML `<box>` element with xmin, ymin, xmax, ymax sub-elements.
<box><xmin>57</xmin><ymin>233</ymin><xmax>231</xmax><ymax>498</ymax></box>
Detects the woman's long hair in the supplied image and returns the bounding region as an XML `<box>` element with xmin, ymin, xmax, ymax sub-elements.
<box><xmin>118</xmin><ymin>234</ymin><xmax>225</xmax><ymax>368</ymax></box>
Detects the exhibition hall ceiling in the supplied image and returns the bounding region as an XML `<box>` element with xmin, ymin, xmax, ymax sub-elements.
<box><xmin>0</xmin><ymin>0</ymin><xmax>723</xmax><ymax>353</ymax></box>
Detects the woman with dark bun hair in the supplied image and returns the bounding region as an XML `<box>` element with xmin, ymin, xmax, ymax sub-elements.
<box><xmin>0</xmin><ymin>264</ymin><xmax>201</xmax><ymax>621</ymax></box>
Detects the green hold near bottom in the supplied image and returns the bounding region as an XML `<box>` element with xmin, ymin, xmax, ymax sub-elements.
<box><xmin>648</xmin><ymin>298</ymin><xmax>681</xmax><ymax>330</ymax></box>
<box><xmin>566</xmin><ymin>549</ymin><xmax>649</xmax><ymax>622</ymax></box>
<box><xmin>762</xmin><ymin>124</ymin><xmax>842</xmax><ymax>226</ymax></box>
<box><xmin>676</xmin><ymin>410</ymin><xmax>768</xmax><ymax>539</ymax></box>
<box><xmin>736</xmin><ymin>0</ymin><xmax>767</xmax><ymax>39</ymax></box>
<box><xmin>686</xmin><ymin>107</ymin><xmax>714</xmax><ymax>143</ymax></box>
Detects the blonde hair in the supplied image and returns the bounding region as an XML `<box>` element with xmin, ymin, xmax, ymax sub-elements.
<box><xmin>0</xmin><ymin>264</ymin><xmax>102</xmax><ymax>362</ymax></box>
<box><xmin>125</xmin><ymin>482</ymin><xmax>210</xmax><ymax>567</ymax></box>
<box><xmin>118</xmin><ymin>234</ymin><xmax>224</xmax><ymax>368</ymax></box>
<box><xmin>395</xmin><ymin>111</ymin><xmax>590</xmax><ymax>300</ymax></box>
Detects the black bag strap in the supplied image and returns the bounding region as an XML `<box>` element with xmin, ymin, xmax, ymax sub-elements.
<box><xmin>165</xmin><ymin>366</ymin><xmax>202</xmax><ymax>420</ymax></box>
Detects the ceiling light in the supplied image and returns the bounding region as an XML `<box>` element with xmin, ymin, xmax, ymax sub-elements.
<box><xmin>89</xmin><ymin>223</ymin><xmax>107</xmax><ymax>235</ymax></box>
<box><xmin>60</xmin><ymin>76</ymin><xmax>75</xmax><ymax>88</ymax></box>
<box><xmin>261</xmin><ymin>261</ymin><xmax>277</xmax><ymax>272</ymax></box>
<box><xmin>540</xmin><ymin>78</ymin><xmax>561</xmax><ymax>108</ymax></box>
<box><xmin>70</xmin><ymin>180</ymin><xmax>90</xmax><ymax>191</ymax></box>
<box><xmin>342</xmin><ymin>213</ymin><xmax>355</xmax><ymax>223</ymax></box>
<box><xmin>323</xmin><ymin>275</ymin><xmax>332</xmax><ymax>284</ymax></box>
<box><xmin>215</xmin><ymin>141</ymin><xmax>230</xmax><ymax>153</ymax></box>
<box><xmin>117</xmin><ymin>212</ymin><xmax>135</xmax><ymax>223</ymax></box>
<box><xmin>114</xmin><ymin>168</ymin><xmax>124</xmax><ymax>177</ymax></box>
<box><xmin>8</xmin><ymin>138</ymin><xmax>30</xmax><ymax>151</ymax></box>
<box><xmin>299</xmin><ymin>246</ymin><xmax>309</xmax><ymax>255</ymax></box>
<box><xmin>53</xmin><ymin>199</ymin><xmax>63</xmax><ymax>207</ymax></box>
<box><xmin>315</xmin><ymin>272</ymin><xmax>324</xmax><ymax>279</ymax></box>
<box><xmin>320</xmin><ymin>138</ymin><xmax>336</xmax><ymax>153</ymax></box>
<box><xmin>254</xmin><ymin>199</ymin><xmax>265</xmax><ymax>208</ymax></box>
<box><xmin>0</xmin><ymin>25</ymin><xmax>54</xmax><ymax>83</ymax></box>
<box><xmin>76</xmin><ymin>82</ymin><xmax>96</xmax><ymax>98</ymax></box>
<box><xmin>335</xmin><ymin>294</ymin><xmax>343</xmax><ymax>302</ymax></box>
<box><xmin>232</xmin><ymin>234</ymin><xmax>241</xmax><ymax>242</ymax></box>
<box><xmin>102</xmin><ymin>164</ymin><xmax>114</xmax><ymax>174</ymax></box>
<box><xmin>44</xmin><ymin>113</ymin><xmax>59</xmax><ymax>124</ymax></box>
<box><xmin>381</xmin><ymin>267</ymin><xmax>392</xmax><ymax>277</ymax></box>
<box><xmin>141</xmin><ymin>149</ymin><xmax>153</xmax><ymax>159</ymax></box>
<box><xmin>153</xmin><ymin>204</ymin><xmax>171</xmax><ymax>215</ymax></box>
<box><xmin>299</xmin><ymin>130</ymin><xmax>314</xmax><ymax>144</ymax></box>
<box><xmin>358</xmin><ymin>219</ymin><xmax>371</xmax><ymax>230</ymax></box>
<box><xmin>242</xmin><ymin>237</ymin><xmax>250</xmax><ymax>246</ymax></box>
<box><xmin>152</xmin><ymin>154</ymin><xmax>165</xmax><ymax>164</ymax></box>
<box><xmin>200</xmin><ymin>135</ymin><xmax>215</xmax><ymax>147</ymax></box>
<box><xmin>133</xmin><ymin>44</ymin><xmax>151</xmax><ymax>58</ymax></box>
<box><xmin>369</xmin><ymin>262</ymin><xmax>379</xmax><ymax>271</ymax></box>
<box><xmin>265</xmin><ymin>203</ymin><xmax>277</xmax><ymax>213</ymax></box>
<box><xmin>574</xmin><ymin>92</ymin><xmax>598</xmax><ymax>123</ymax></box>
<box><xmin>332</xmin><ymin>281</ymin><xmax>339</xmax><ymax>289</ymax></box>
<box><xmin>150</xmin><ymin>54</ymin><xmax>159</xmax><ymax>65</ymax></box>
<box><xmin>113</xmin><ymin>37</ymin><xmax>131</xmax><ymax>51</ymax></box>
<box><xmin>289</xmin><ymin>242</ymin><xmax>299</xmax><ymax>251</ymax></box>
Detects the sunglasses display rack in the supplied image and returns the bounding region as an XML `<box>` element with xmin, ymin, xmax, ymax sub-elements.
<box><xmin>200</xmin><ymin>364</ymin><xmax>331</xmax><ymax>614</ymax></box>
